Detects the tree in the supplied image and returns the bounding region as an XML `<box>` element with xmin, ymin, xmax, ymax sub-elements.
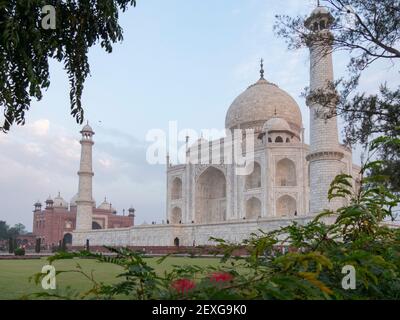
<box><xmin>274</xmin><ymin>0</ymin><xmax>400</xmax><ymax>191</ymax></box>
<box><xmin>0</xmin><ymin>0</ymin><xmax>137</xmax><ymax>133</ymax></box>
<box><xmin>0</xmin><ymin>220</ymin><xmax>9</xmax><ymax>240</ymax></box>
<box><xmin>0</xmin><ymin>221</ymin><xmax>27</xmax><ymax>239</ymax></box>
<box><xmin>7</xmin><ymin>223</ymin><xmax>27</xmax><ymax>238</ymax></box>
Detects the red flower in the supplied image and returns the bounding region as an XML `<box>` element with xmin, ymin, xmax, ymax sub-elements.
<box><xmin>171</xmin><ymin>279</ymin><xmax>196</xmax><ymax>294</ymax></box>
<box><xmin>209</xmin><ymin>272</ymin><xmax>234</xmax><ymax>283</ymax></box>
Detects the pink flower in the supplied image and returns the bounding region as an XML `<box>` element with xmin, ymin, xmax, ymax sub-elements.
<box><xmin>171</xmin><ymin>279</ymin><xmax>196</xmax><ymax>295</ymax></box>
<box><xmin>209</xmin><ymin>272</ymin><xmax>234</xmax><ymax>283</ymax></box>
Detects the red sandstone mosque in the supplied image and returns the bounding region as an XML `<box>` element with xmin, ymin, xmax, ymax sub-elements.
<box><xmin>31</xmin><ymin>123</ymin><xmax>135</xmax><ymax>247</ymax></box>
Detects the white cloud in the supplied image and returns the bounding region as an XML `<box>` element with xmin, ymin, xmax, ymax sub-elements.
<box><xmin>28</xmin><ymin>119</ymin><xmax>50</xmax><ymax>136</ymax></box>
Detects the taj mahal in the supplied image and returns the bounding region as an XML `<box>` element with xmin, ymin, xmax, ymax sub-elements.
<box><xmin>71</xmin><ymin>5</ymin><xmax>360</xmax><ymax>247</ymax></box>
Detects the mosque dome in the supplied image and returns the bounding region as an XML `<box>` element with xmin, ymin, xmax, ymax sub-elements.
<box><xmin>98</xmin><ymin>198</ymin><xmax>114</xmax><ymax>211</ymax></box>
<box><xmin>70</xmin><ymin>194</ymin><xmax>78</xmax><ymax>206</ymax></box>
<box><xmin>225</xmin><ymin>77</ymin><xmax>302</xmax><ymax>133</ymax></box>
<box><xmin>53</xmin><ymin>193</ymin><xmax>68</xmax><ymax>209</ymax></box>
<box><xmin>70</xmin><ymin>194</ymin><xmax>96</xmax><ymax>207</ymax></box>
<box><xmin>263</xmin><ymin>117</ymin><xmax>292</xmax><ymax>133</ymax></box>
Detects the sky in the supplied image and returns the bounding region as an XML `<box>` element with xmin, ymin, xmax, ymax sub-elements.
<box><xmin>0</xmin><ymin>0</ymin><xmax>399</xmax><ymax>231</ymax></box>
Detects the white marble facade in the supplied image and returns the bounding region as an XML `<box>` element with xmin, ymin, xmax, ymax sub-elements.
<box><xmin>73</xmin><ymin>5</ymin><xmax>361</xmax><ymax>247</ymax></box>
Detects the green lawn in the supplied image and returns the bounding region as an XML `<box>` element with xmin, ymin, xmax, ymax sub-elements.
<box><xmin>0</xmin><ymin>257</ymin><xmax>221</xmax><ymax>300</ymax></box>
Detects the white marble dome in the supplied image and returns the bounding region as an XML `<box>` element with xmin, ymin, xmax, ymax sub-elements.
<box><xmin>98</xmin><ymin>199</ymin><xmax>111</xmax><ymax>210</ymax></box>
<box><xmin>70</xmin><ymin>194</ymin><xmax>96</xmax><ymax>207</ymax></box>
<box><xmin>263</xmin><ymin>117</ymin><xmax>292</xmax><ymax>133</ymax></box>
<box><xmin>225</xmin><ymin>78</ymin><xmax>302</xmax><ymax>133</ymax></box>
<box><xmin>53</xmin><ymin>193</ymin><xmax>68</xmax><ymax>209</ymax></box>
<box><xmin>70</xmin><ymin>194</ymin><xmax>78</xmax><ymax>206</ymax></box>
<box><xmin>98</xmin><ymin>198</ymin><xmax>115</xmax><ymax>211</ymax></box>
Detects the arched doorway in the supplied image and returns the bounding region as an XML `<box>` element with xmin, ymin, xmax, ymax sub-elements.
<box><xmin>92</xmin><ymin>221</ymin><xmax>102</xmax><ymax>230</ymax></box>
<box><xmin>276</xmin><ymin>158</ymin><xmax>297</xmax><ymax>186</ymax></box>
<box><xmin>63</xmin><ymin>233</ymin><xmax>72</xmax><ymax>245</ymax></box>
<box><xmin>246</xmin><ymin>197</ymin><xmax>261</xmax><ymax>220</ymax></box>
<box><xmin>174</xmin><ymin>237</ymin><xmax>180</xmax><ymax>247</ymax></box>
<box><xmin>171</xmin><ymin>177</ymin><xmax>182</xmax><ymax>200</ymax></box>
<box><xmin>276</xmin><ymin>195</ymin><xmax>297</xmax><ymax>217</ymax></box>
<box><xmin>245</xmin><ymin>162</ymin><xmax>261</xmax><ymax>190</ymax></box>
<box><xmin>195</xmin><ymin>167</ymin><xmax>227</xmax><ymax>224</ymax></box>
<box><xmin>170</xmin><ymin>207</ymin><xmax>182</xmax><ymax>224</ymax></box>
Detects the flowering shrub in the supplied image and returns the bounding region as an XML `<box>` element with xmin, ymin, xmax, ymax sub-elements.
<box><xmin>31</xmin><ymin>137</ymin><xmax>400</xmax><ymax>300</ymax></box>
<box><xmin>171</xmin><ymin>279</ymin><xmax>196</xmax><ymax>295</ymax></box>
<box><xmin>209</xmin><ymin>272</ymin><xmax>234</xmax><ymax>284</ymax></box>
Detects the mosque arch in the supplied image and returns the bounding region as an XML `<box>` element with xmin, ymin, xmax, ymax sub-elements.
<box><xmin>171</xmin><ymin>177</ymin><xmax>182</xmax><ymax>200</ymax></box>
<box><xmin>195</xmin><ymin>167</ymin><xmax>227</xmax><ymax>224</ymax></box>
<box><xmin>276</xmin><ymin>158</ymin><xmax>297</xmax><ymax>186</ymax></box>
<box><xmin>275</xmin><ymin>136</ymin><xmax>284</xmax><ymax>143</ymax></box>
<box><xmin>276</xmin><ymin>195</ymin><xmax>297</xmax><ymax>217</ymax></box>
<box><xmin>170</xmin><ymin>207</ymin><xmax>182</xmax><ymax>224</ymax></box>
<box><xmin>63</xmin><ymin>233</ymin><xmax>72</xmax><ymax>245</ymax></box>
<box><xmin>92</xmin><ymin>221</ymin><xmax>102</xmax><ymax>230</ymax></box>
<box><xmin>245</xmin><ymin>162</ymin><xmax>261</xmax><ymax>190</ymax></box>
<box><xmin>246</xmin><ymin>197</ymin><xmax>261</xmax><ymax>220</ymax></box>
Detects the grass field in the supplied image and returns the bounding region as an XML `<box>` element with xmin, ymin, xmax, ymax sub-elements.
<box><xmin>0</xmin><ymin>257</ymin><xmax>221</xmax><ymax>300</ymax></box>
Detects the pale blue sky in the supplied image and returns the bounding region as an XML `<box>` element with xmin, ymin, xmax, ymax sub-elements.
<box><xmin>0</xmin><ymin>0</ymin><xmax>398</xmax><ymax>230</ymax></box>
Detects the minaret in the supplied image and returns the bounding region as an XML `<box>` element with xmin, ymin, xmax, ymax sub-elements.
<box><xmin>305</xmin><ymin>5</ymin><xmax>344</xmax><ymax>214</ymax></box>
<box><xmin>75</xmin><ymin>122</ymin><xmax>95</xmax><ymax>230</ymax></box>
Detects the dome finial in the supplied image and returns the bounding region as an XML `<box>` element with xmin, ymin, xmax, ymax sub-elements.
<box><xmin>260</xmin><ymin>58</ymin><xmax>265</xmax><ymax>80</ymax></box>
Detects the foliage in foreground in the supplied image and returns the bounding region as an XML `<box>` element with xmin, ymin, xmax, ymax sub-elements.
<box><xmin>31</xmin><ymin>138</ymin><xmax>400</xmax><ymax>300</ymax></box>
<box><xmin>0</xmin><ymin>0</ymin><xmax>137</xmax><ymax>132</ymax></box>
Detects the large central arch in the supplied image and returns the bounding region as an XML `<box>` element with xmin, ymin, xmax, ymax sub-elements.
<box><xmin>195</xmin><ymin>167</ymin><xmax>227</xmax><ymax>224</ymax></box>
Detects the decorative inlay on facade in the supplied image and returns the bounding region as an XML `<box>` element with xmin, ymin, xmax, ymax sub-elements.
<box><xmin>306</xmin><ymin>150</ymin><xmax>344</xmax><ymax>162</ymax></box>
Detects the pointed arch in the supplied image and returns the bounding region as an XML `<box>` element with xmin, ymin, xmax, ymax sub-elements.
<box><xmin>245</xmin><ymin>162</ymin><xmax>261</xmax><ymax>190</ymax></box>
<box><xmin>92</xmin><ymin>221</ymin><xmax>102</xmax><ymax>230</ymax></box>
<box><xmin>170</xmin><ymin>207</ymin><xmax>182</xmax><ymax>224</ymax></box>
<box><xmin>276</xmin><ymin>195</ymin><xmax>297</xmax><ymax>217</ymax></box>
<box><xmin>276</xmin><ymin>158</ymin><xmax>297</xmax><ymax>186</ymax></box>
<box><xmin>171</xmin><ymin>177</ymin><xmax>182</xmax><ymax>200</ymax></box>
<box><xmin>195</xmin><ymin>166</ymin><xmax>226</xmax><ymax>224</ymax></box>
<box><xmin>246</xmin><ymin>197</ymin><xmax>261</xmax><ymax>220</ymax></box>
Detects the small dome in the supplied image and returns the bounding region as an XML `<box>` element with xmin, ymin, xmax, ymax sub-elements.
<box><xmin>311</xmin><ymin>6</ymin><xmax>329</xmax><ymax>15</ymax></box>
<box><xmin>45</xmin><ymin>195</ymin><xmax>53</xmax><ymax>203</ymax></box>
<box><xmin>263</xmin><ymin>117</ymin><xmax>291</xmax><ymax>133</ymax></box>
<box><xmin>70</xmin><ymin>194</ymin><xmax>96</xmax><ymax>207</ymax></box>
<box><xmin>53</xmin><ymin>193</ymin><xmax>68</xmax><ymax>209</ymax></box>
<box><xmin>70</xmin><ymin>194</ymin><xmax>78</xmax><ymax>206</ymax></box>
<box><xmin>98</xmin><ymin>197</ymin><xmax>114</xmax><ymax>211</ymax></box>
<box><xmin>81</xmin><ymin>122</ymin><xmax>94</xmax><ymax>133</ymax></box>
<box><xmin>225</xmin><ymin>79</ymin><xmax>302</xmax><ymax>133</ymax></box>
